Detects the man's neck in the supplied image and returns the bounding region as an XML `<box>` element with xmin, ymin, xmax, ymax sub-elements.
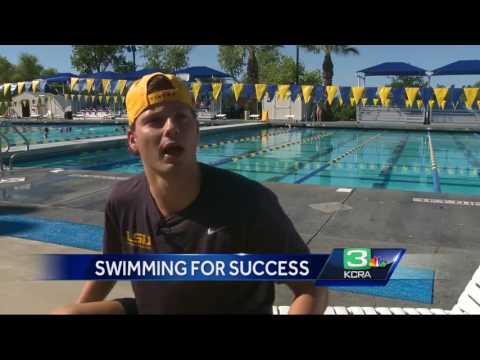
<box><xmin>145</xmin><ymin>163</ymin><xmax>202</xmax><ymax>218</ymax></box>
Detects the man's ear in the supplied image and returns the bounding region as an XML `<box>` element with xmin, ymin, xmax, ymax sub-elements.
<box><xmin>127</xmin><ymin>130</ymin><xmax>139</xmax><ymax>155</ymax></box>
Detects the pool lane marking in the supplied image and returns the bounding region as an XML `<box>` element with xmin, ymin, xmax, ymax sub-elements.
<box><xmin>210</xmin><ymin>131</ymin><xmax>332</xmax><ymax>167</ymax></box>
<box><xmin>373</xmin><ymin>134</ymin><xmax>410</xmax><ymax>189</ymax></box>
<box><xmin>294</xmin><ymin>133</ymin><xmax>382</xmax><ymax>184</ymax></box>
<box><xmin>198</xmin><ymin>127</ymin><xmax>303</xmax><ymax>149</ymax></box>
<box><xmin>265</xmin><ymin>134</ymin><xmax>358</xmax><ymax>183</ymax></box>
<box><xmin>450</xmin><ymin>134</ymin><xmax>480</xmax><ymax>175</ymax></box>
<box><xmin>427</xmin><ymin>131</ymin><xmax>441</xmax><ymax>193</ymax></box>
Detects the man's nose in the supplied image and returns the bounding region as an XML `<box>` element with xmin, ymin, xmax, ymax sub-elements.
<box><xmin>163</xmin><ymin>117</ymin><xmax>180</xmax><ymax>137</ymax></box>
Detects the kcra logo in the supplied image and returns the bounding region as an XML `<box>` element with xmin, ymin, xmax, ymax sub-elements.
<box><xmin>343</xmin><ymin>248</ymin><xmax>388</xmax><ymax>279</ymax></box>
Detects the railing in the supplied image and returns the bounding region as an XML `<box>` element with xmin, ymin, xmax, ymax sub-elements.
<box><xmin>0</xmin><ymin>120</ymin><xmax>31</xmax><ymax>172</ymax></box>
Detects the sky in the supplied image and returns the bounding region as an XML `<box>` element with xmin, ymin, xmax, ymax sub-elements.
<box><xmin>1</xmin><ymin>45</ymin><xmax>479</xmax><ymax>87</ymax></box>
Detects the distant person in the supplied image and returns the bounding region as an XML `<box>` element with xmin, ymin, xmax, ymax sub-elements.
<box><xmin>43</xmin><ymin>127</ymin><xmax>49</xmax><ymax>140</ymax></box>
<box><xmin>315</xmin><ymin>104</ymin><xmax>322</xmax><ymax>122</ymax></box>
<box><xmin>51</xmin><ymin>72</ymin><xmax>327</xmax><ymax>315</ymax></box>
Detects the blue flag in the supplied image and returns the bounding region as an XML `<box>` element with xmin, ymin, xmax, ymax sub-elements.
<box><xmin>420</xmin><ymin>87</ymin><xmax>433</xmax><ymax>105</ymax></box>
<box><xmin>364</xmin><ymin>87</ymin><xmax>378</xmax><ymax>105</ymax></box>
<box><xmin>290</xmin><ymin>84</ymin><xmax>300</xmax><ymax>102</ymax></box>
<box><xmin>391</xmin><ymin>87</ymin><xmax>405</xmax><ymax>107</ymax></box>
<box><xmin>313</xmin><ymin>86</ymin><xmax>325</xmax><ymax>103</ymax></box>
<box><xmin>339</xmin><ymin>86</ymin><xmax>351</xmax><ymax>105</ymax></box>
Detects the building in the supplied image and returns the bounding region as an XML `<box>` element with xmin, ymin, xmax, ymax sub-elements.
<box><xmin>11</xmin><ymin>92</ymin><xmax>73</xmax><ymax>118</ymax></box>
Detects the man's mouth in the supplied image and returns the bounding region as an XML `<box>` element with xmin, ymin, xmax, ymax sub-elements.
<box><xmin>161</xmin><ymin>142</ymin><xmax>185</xmax><ymax>158</ymax></box>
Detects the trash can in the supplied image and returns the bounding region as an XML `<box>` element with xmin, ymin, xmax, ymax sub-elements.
<box><xmin>261</xmin><ymin>111</ymin><xmax>269</xmax><ymax>121</ymax></box>
<box><xmin>244</xmin><ymin>110</ymin><xmax>250</xmax><ymax>121</ymax></box>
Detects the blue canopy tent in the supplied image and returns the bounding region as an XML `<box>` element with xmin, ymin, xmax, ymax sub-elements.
<box><xmin>432</xmin><ymin>60</ymin><xmax>480</xmax><ymax>76</ymax></box>
<box><xmin>173</xmin><ymin>66</ymin><xmax>231</xmax><ymax>82</ymax></box>
<box><xmin>356</xmin><ymin>62</ymin><xmax>428</xmax><ymax>86</ymax></box>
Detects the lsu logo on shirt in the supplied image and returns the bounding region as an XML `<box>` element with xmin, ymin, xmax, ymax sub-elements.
<box><xmin>126</xmin><ymin>231</ymin><xmax>152</xmax><ymax>250</ymax></box>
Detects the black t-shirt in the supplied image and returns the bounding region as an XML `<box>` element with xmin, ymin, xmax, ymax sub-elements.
<box><xmin>103</xmin><ymin>162</ymin><xmax>309</xmax><ymax>314</ymax></box>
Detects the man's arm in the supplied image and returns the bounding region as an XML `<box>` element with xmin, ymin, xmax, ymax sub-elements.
<box><xmin>286</xmin><ymin>281</ymin><xmax>328</xmax><ymax>315</ymax></box>
<box><xmin>76</xmin><ymin>280</ymin><xmax>117</xmax><ymax>304</ymax></box>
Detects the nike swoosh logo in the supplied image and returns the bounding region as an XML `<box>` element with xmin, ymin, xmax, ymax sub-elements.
<box><xmin>207</xmin><ymin>226</ymin><xmax>227</xmax><ymax>235</ymax></box>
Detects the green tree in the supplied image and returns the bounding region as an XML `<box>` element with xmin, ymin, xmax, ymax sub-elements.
<box><xmin>0</xmin><ymin>56</ymin><xmax>15</xmax><ymax>83</ymax></box>
<box><xmin>301</xmin><ymin>69</ymin><xmax>323</xmax><ymax>85</ymax></box>
<box><xmin>70</xmin><ymin>45</ymin><xmax>126</xmax><ymax>73</ymax></box>
<box><xmin>12</xmin><ymin>53</ymin><xmax>44</xmax><ymax>81</ymax></box>
<box><xmin>300</xmin><ymin>45</ymin><xmax>359</xmax><ymax>85</ymax></box>
<box><xmin>141</xmin><ymin>45</ymin><xmax>193</xmax><ymax>73</ymax></box>
<box><xmin>218</xmin><ymin>45</ymin><xmax>283</xmax><ymax>84</ymax></box>
<box><xmin>388</xmin><ymin>76</ymin><xmax>428</xmax><ymax>88</ymax></box>
<box><xmin>473</xmin><ymin>81</ymin><xmax>480</xmax><ymax>87</ymax></box>
<box><xmin>40</xmin><ymin>67</ymin><xmax>58</xmax><ymax>77</ymax></box>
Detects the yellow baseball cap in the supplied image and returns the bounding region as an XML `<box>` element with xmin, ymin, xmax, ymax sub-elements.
<box><xmin>126</xmin><ymin>72</ymin><xmax>194</xmax><ymax>127</ymax></box>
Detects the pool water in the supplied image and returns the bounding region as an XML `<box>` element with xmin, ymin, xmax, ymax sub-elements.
<box><xmin>0</xmin><ymin>124</ymin><xmax>126</xmax><ymax>146</ymax></box>
<box><xmin>13</xmin><ymin>127</ymin><xmax>480</xmax><ymax>196</ymax></box>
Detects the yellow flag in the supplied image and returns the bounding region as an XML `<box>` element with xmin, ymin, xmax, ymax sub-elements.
<box><xmin>86</xmin><ymin>79</ymin><xmax>95</xmax><ymax>94</ymax></box>
<box><xmin>211</xmin><ymin>82</ymin><xmax>222</xmax><ymax>101</ymax></box>
<box><xmin>477</xmin><ymin>100</ymin><xmax>480</xmax><ymax>109</ymax></box>
<box><xmin>116</xmin><ymin>80</ymin><xmax>127</xmax><ymax>94</ymax></box>
<box><xmin>417</xmin><ymin>100</ymin><xmax>424</xmax><ymax>109</ymax></box>
<box><xmin>3</xmin><ymin>84</ymin><xmax>10</xmax><ymax>96</ymax></box>
<box><xmin>373</xmin><ymin>98</ymin><xmax>379</xmax><ymax>106</ymax></box>
<box><xmin>277</xmin><ymin>85</ymin><xmax>290</xmax><ymax>101</ymax></box>
<box><xmin>102</xmin><ymin>79</ymin><xmax>111</xmax><ymax>95</ymax></box>
<box><xmin>191</xmin><ymin>82</ymin><xmax>202</xmax><ymax>102</ymax></box>
<box><xmin>434</xmin><ymin>87</ymin><xmax>448</xmax><ymax>108</ymax></box>
<box><xmin>429</xmin><ymin>99</ymin><xmax>436</xmax><ymax>109</ymax></box>
<box><xmin>440</xmin><ymin>100</ymin><xmax>446</xmax><ymax>110</ymax></box>
<box><xmin>351</xmin><ymin>86</ymin><xmax>365</xmax><ymax>105</ymax></box>
<box><xmin>361</xmin><ymin>98</ymin><xmax>368</xmax><ymax>106</ymax></box>
<box><xmin>255</xmin><ymin>84</ymin><xmax>267</xmax><ymax>102</ymax></box>
<box><xmin>106</xmin><ymin>95</ymin><xmax>110</xmax><ymax>104</ymax></box>
<box><xmin>98</xmin><ymin>95</ymin><xmax>103</xmax><ymax>103</ymax></box>
<box><xmin>405</xmin><ymin>99</ymin><xmax>412</xmax><ymax>108</ymax></box>
<box><xmin>405</xmin><ymin>87</ymin><xmax>419</xmax><ymax>106</ymax></box>
<box><xmin>350</xmin><ymin>98</ymin><xmax>355</xmax><ymax>107</ymax></box>
<box><xmin>326</xmin><ymin>86</ymin><xmax>337</xmax><ymax>106</ymax></box>
<box><xmin>301</xmin><ymin>85</ymin><xmax>314</xmax><ymax>104</ymax></box>
<box><xmin>17</xmin><ymin>82</ymin><xmax>25</xmax><ymax>94</ymax></box>
<box><xmin>338</xmin><ymin>98</ymin><xmax>344</xmax><ymax>107</ymax></box>
<box><xmin>32</xmin><ymin>80</ymin><xmax>39</xmax><ymax>93</ymax></box>
<box><xmin>113</xmin><ymin>96</ymin><xmax>118</xmax><ymax>104</ymax></box>
<box><xmin>379</xmin><ymin>87</ymin><xmax>391</xmax><ymax>106</ymax></box>
<box><xmin>70</xmin><ymin>77</ymin><xmax>79</xmax><ymax>92</ymax></box>
<box><xmin>463</xmin><ymin>87</ymin><xmax>479</xmax><ymax>109</ymax></box>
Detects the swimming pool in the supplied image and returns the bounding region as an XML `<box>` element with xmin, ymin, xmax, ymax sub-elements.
<box><xmin>0</xmin><ymin>124</ymin><xmax>126</xmax><ymax>146</ymax></box>
<box><xmin>13</xmin><ymin>127</ymin><xmax>480</xmax><ymax>196</ymax></box>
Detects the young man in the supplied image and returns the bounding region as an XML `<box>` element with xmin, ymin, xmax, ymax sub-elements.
<box><xmin>52</xmin><ymin>72</ymin><xmax>328</xmax><ymax>315</ymax></box>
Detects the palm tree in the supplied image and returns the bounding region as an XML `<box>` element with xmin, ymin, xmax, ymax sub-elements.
<box><xmin>301</xmin><ymin>45</ymin><xmax>359</xmax><ymax>85</ymax></box>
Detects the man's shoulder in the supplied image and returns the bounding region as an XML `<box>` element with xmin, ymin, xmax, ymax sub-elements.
<box><xmin>107</xmin><ymin>173</ymin><xmax>145</xmax><ymax>206</ymax></box>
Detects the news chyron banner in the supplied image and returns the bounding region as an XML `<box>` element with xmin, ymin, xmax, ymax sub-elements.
<box><xmin>41</xmin><ymin>249</ymin><xmax>405</xmax><ymax>286</ymax></box>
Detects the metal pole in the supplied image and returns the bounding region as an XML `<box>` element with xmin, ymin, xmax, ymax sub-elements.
<box><xmin>296</xmin><ymin>45</ymin><xmax>300</xmax><ymax>84</ymax></box>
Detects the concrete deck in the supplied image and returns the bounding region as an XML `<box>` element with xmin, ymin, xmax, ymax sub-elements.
<box><xmin>1</xmin><ymin>166</ymin><xmax>479</xmax><ymax>313</ymax></box>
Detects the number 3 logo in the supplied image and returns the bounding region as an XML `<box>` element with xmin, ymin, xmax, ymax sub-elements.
<box><xmin>344</xmin><ymin>248</ymin><xmax>371</xmax><ymax>270</ymax></box>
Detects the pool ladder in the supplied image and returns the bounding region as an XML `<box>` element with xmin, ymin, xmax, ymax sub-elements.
<box><xmin>0</xmin><ymin>120</ymin><xmax>30</xmax><ymax>174</ymax></box>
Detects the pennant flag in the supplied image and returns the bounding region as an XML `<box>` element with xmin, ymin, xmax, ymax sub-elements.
<box><xmin>211</xmin><ymin>82</ymin><xmax>222</xmax><ymax>101</ymax></box>
<box><xmin>378</xmin><ymin>87</ymin><xmax>391</xmax><ymax>107</ymax></box>
<box><xmin>255</xmin><ymin>84</ymin><xmax>267</xmax><ymax>102</ymax></box>
<box><xmin>93</xmin><ymin>80</ymin><xmax>102</xmax><ymax>93</ymax></box>
<box><xmin>17</xmin><ymin>82</ymin><xmax>25</xmax><ymax>94</ymax></box>
<box><xmin>109</xmin><ymin>80</ymin><xmax>118</xmax><ymax>94</ymax></box>
<box><xmin>122</xmin><ymin>96</ymin><xmax>126</xmax><ymax>105</ymax></box>
<box><xmin>113</xmin><ymin>96</ymin><xmax>118</xmax><ymax>104</ymax></box>
<box><xmin>191</xmin><ymin>82</ymin><xmax>202</xmax><ymax>102</ymax></box>
<box><xmin>440</xmin><ymin>100</ymin><xmax>446</xmax><ymax>110</ymax></box>
<box><xmin>338</xmin><ymin>97</ymin><xmax>344</xmax><ymax>107</ymax></box>
<box><xmin>86</xmin><ymin>79</ymin><xmax>95</xmax><ymax>93</ymax></box>
<box><xmin>24</xmin><ymin>81</ymin><xmax>32</xmax><ymax>92</ymax></box>
<box><xmin>221</xmin><ymin>83</ymin><xmax>232</xmax><ymax>99</ymax></box>
<box><xmin>364</xmin><ymin>87</ymin><xmax>377</xmax><ymax>105</ymax></box>
<box><xmin>405</xmin><ymin>99</ymin><xmax>412</xmax><ymax>108</ymax></box>
<box><xmin>385</xmin><ymin>99</ymin><xmax>391</xmax><ymax>107</ymax></box>
<box><xmin>351</xmin><ymin>86</ymin><xmax>365</xmax><ymax>105</ymax></box>
<box><xmin>98</xmin><ymin>95</ymin><xmax>103</xmax><ymax>104</ymax></box>
<box><xmin>243</xmin><ymin>84</ymin><xmax>255</xmax><ymax>99</ymax></box>
<box><xmin>350</xmin><ymin>98</ymin><xmax>355</xmax><ymax>107</ymax></box>
<box><xmin>31</xmin><ymin>80</ymin><xmax>39</xmax><ymax>93</ymax></box>
<box><xmin>70</xmin><ymin>77</ymin><xmax>79</xmax><ymax>92</ymax></box>
<box><xmin>289</xmin><ymin>84</ymin><xmax>300</xmax><ymax>102</ymax></box>
<box><xmin>10</xmin><ymin>83</ymin><xmax>17</xmax><ymax>95</ymax></box>
<box><xmin>38</xmin><ymin>80</ymin><xmax>47</xmax><ymax>92</ymax></box>
<box><xmin>106</xmin><ymin>95</ymin><xmax>110</xmax><ymax>104</ymax></box>
<box><xmin>417</xmin><ymin>100</ymin><xmax>424</xmax><ymax>109</ymax></box>
<box><xmin>434</xmin><ymin>87</ymin><xmax>449</xmax><ymax>108</ymax></box>
<box><xmin>301</xmin><ymin>85</ymin><xmax>314</xmax><ymax>104</ymax></box>
<box><xmin>448</xmin><ymin>87</ymin><xmax>463</xmax><ymax>109</ymax></box>
<box><xmin>477</xmin><ymin>100</ymin><xmax>480</xmax><ymax>110</ymax></box>
<box><xmin>102</xmin><ymin>79</ymin><xmax>111</xmax><ymax>95</ymax></box>
<box><xmin>76</xmin><ymin>78</ymin><xmax>85</xmax><ymax>92</ymax></box>
<box><xmin>91</xmin><ymin>95</ymin><xmax>96</xmax><ymax>103</ymax></box>
<box><xmin>313</xmin><ymin>86</ymin><xmax>325</xmax><ymax>103</ymax></box>
<box><xmin>84</xmin><ymin>94</ymin><xmax>89</xmax><ymax>102</ymax></box>
<box><xmin>277</xmin><ymin>85</ymin><xmax>290</xmax><ymax>101</ymax></box>
<box><xmin>339</xmin><ymin>87</ymin><xmax>351</xmax><ymax>106</ymax></box>
<box><xmin>266</xmin><ymin>84</ymin><xmax>277</xmax><ymax>101</ymax></box>
<box><xmin>326</xmin><ymin>86</ymin><xmax>338</xmax><ymax>106</ymax></box>
<box><xmin>373</xmin><ymin>98</ymin><xmax>379</xmax><ymax>106</ymax></box>
<box><xmin>405</xmin><ymin>87</ymin><xmax>419</xmax><ymax>106</ymax></box>
<box><xmin>116</xmin><ymin>80</ymin><xmax>127</xmax><ymax>95</ymax></box>
<box><xmin>3</xmin><ymin>83</ymin><xmax>10</xmax><ymax>96</ymax></box>
<box><xmin>419</xmin><ymin>87</ymin><xmax>433</xmax><ymax>104</ymax></box>
<box><xmin>391</xmin><ymin>87</ymin><xmax>405</xmax><ymax>107</ymax></box>
<box><xmin>361</xmin><ymin>98</ymin><xmax>368</xmax><ymax>106</ymax></box>
<box><xmin>428</xmin><ymin>99</ymin><xmax>436</xmax><ymax>109</ymax></box>
<box><xmin>463</xmin><ymin>87</ymin><xmax>479</xmax><ymax>109</ymax></box>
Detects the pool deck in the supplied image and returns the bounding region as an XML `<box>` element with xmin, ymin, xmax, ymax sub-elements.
<box><xmin>1</xmin><ymin>166</ymin><xmax>479</xmax><ymax>313</ymax></box>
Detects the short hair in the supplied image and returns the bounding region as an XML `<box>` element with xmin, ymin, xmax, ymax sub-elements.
<box><xmin>129</xmin><ymin>75</ymin><xmax>197</xmax><ymax>131</ymax></box>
